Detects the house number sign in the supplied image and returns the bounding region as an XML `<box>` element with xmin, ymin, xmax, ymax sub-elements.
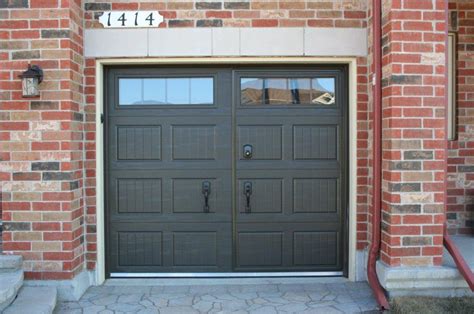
<box><xmin>98</xmin><ymin>11</ymin><xmax>163</xmax><ymax>28</ymax></box>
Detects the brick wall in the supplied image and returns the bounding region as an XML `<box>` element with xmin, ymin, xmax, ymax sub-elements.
<box><xmin>379</xmin><ymin>0</ymin><xmax>447</xmax><ymax>267</ymax></box>
<box><xmin>447</xmin><ymin>0</ymin><xmax>474</xmax><ymax>235</ymax></box>
<box><xmin>83</xmin><ymin>1</ymin><xmax>368</xmax><ymax>28</ymax></box>
<box><xmin>0</xmin><ymin>0</ymin><xmax>86</xmax><ymax>279</ymax></box>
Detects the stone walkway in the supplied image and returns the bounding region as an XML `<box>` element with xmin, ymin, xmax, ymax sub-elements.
<box><xmin>55</xmin><ymin>278</ymin><xmax>378</xmax><ymax>314</ymax></box>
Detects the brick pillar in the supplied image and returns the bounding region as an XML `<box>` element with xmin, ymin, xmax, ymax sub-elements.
<box><xmin>380</xmin><ymin>0</ymin><xmax>447</xmax><ymax>267</ymax></box>
<box><xmin>0</xmin><ymin>0</ymin><xmax>85</xmax><ymax>279</ymax></box>
<box><xmin>447</xmin><ymin>1</ymin><xmax>474</xmax><ymax>235</ymax></box>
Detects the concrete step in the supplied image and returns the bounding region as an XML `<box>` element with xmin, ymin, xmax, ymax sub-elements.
<box><xmin>0</xmin><ymin>255</ymin><xmax>22</xmax><ymax>272</ymax></box>
<box><xmin>0</xmin><ymin>269</ymin><xmax>24</xmax><ymax>312</ymax></box>
<box><xmin>4</xmin><ymin>287</ymin><xmax>57</xmax><ymax>314</ymax></box>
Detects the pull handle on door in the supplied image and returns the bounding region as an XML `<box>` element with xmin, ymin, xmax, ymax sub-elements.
<box><xmin>244</xmin><ymin>181</ymin><xmax>252</xmax><ymax>213</ymax></box>
<box><xmin>243</xmin><ymin>144</ymin><xmax>253</xmax><ymax>159</ymax></box>
<box><xmin>202</xmin><ymin>181</ymin><xmax>211</xmax><ymax>213</ymax></box>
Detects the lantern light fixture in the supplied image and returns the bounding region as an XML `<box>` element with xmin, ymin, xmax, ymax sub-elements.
<box><xmin>19</xmin><ymin>64</ymin><xmax>43</xmax><ymax>98</ymax></box>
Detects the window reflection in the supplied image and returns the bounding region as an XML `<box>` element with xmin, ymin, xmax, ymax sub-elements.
<box><xmin>119</xmin><ymin>78</ymin><xmax>214</xmax><ymax>105</ymax></box>
<box><xmin>240</xmin><ymin>77</ymin><xmax>335</xmax><ymax>106</ymax></box>
<box><xmin>240</xmin><ymin>78</ymin><xmax>263</xmax><ymax>106</ymax></box>
<box><xmin>312</xmin><ymin>78</ymin><xmax>335</xmax><ymax>105</ymax></box>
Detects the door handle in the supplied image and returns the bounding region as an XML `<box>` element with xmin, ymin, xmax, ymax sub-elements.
<box><xmin>244</xmin><ymin>181</ymin><xmax>252</xmax><ymax>213</ymax></box>
<box><xmin>202</xmin><ymin>181</ymin><xmax>211</xmax><ymax>213</ymax></box>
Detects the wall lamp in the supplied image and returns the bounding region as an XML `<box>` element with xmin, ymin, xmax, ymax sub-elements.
<box><xmin>19</xmin><ymin>64</ymin><xmax>43</xmax><ymax>98</ymax></box>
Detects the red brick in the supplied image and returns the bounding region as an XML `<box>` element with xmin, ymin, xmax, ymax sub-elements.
<box><xmin>33</xmin><ymin>222</ymin><xmax>61</xmax><ymax>231</ymax></box>
<box><xmin>404</xmin><ymin>0</ymin><xmax>433</xmax><ymax>10</ymax></box>
<box><xmin>0</xmin><ymin>122</ymin><xmax>29</xmax><ymax>131</ymax></box>
<box><xmin>13</xmin><ymin>172</ymin><xmax>41</xmax><ymax>181</ymax></box>
<box><xmin>3</xmin><ymin>242</ymin><xmax>31</xmax><ymax>251</ymax></box>
<box><xmin>30</xmin><ymin>0</ymin><xmax>59</xmax><ymax>8</ymax></box>
<box><xmin>112</xmin><ymin>3</ymin><xmax>139</xmax><ymax>10</ymax></box>
<box><xmin>11</xmin><ymin>30</ymin><xmax>41</xmax><ymax>39</ymax></box>
<box><xmin>206</xmin><ymin>11</ymin><xmax>232</xmax><ymax>19</ymax></box>
<box><xmin>32</xmin><ymin>142</ymin><xmax>60</xmax><ymax>151</ymax></box>
<box><xmin>252</xmin><ymin>19</ymin><xmax>278</xmax><ymax>27</ymax></box>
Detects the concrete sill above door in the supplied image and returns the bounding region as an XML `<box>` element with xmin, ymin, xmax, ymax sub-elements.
<box><xmin>84</xmin><ymin>27</ymin><xmax>368</xmax><ymax>58</ymax></box>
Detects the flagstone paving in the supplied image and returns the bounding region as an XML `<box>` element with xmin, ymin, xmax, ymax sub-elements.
<box><xmin>55</xmin><ymin>280</ymin><xmax>378</xmax><ymax>314</ymax></box>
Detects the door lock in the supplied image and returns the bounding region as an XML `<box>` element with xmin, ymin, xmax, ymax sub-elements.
<box><xmin>243</xmin><ymin>144</ymin><xmax>253</xmax><ymax>159</ymax></box>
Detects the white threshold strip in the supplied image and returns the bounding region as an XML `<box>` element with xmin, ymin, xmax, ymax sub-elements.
<box><xmin>110</xmin><ymin>271</ymin><xmax>343</xmax><ymax>278</ymax></box>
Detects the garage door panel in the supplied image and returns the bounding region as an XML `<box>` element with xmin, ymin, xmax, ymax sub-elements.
<box><xmin>109</xmin><ymin>223</ymin><xmax>232</xmax><ymax>273</ymax></box>
<box><xmin>172</xmin><ymin>125</ymin><xmax>217</xmax><ymax>160</ymax></box>
<box><xmin>109</xmin><ymin>117</ymin><xmax>231</xmax><ymax>170</ymax></box>
<box><xmin>237</xmin><ymin>232</ymin><xmax>283</xmax><ymax>267</ymax></box>
<box><xmin>234</xmin><ymin>68</ymin><xmax>346</xmax><ymax>273</ymax></box>
<box><xmin>293</xmin><ymin>125</ymin><xmax>338</xmax><ymax>160</ymax></box>
<box><xmin>173</xmin><ymin>232</ymin><xmax>217</xmax><ymax>266</ymax></box>
<box><xmin>236</xmin><ymin>118</ymin><xmax>342</xmax><ymax>168</ymax></box>
<box><xmin>108</xmin><ymin>68</ymin><xmax>231</xmax><ymax>116</ymax></box>
<box><xmin>172</xmin><ymin>178</ymin><xmax>218</xmax><ymax>213</ymax></box>
<box><xmin>116</xmin><ymin>125</ymin><xmax>162</xmax><ymax>161</ymax></box>
<box><xmin>236</xmin><ymin>170</ymin><xmax>341</xmax><ymax>222</ymax></box>
<box><xmin>293</xmin><ymin>178</ymin><xmax>339</xmax><ymax>213</ymax></box>
<box><xmin>108</xmin><ymin>170</ymin><xmax>231</xmax><ymax>222</ymax></box>
<box><xmin>235</xmin><ymin>224</ymin><xmax>342</xmax><ymax>271</ymax></box>
<box><xmin>117</xmin><ymin>178</ymin><xmax>162</xmax><ymax>214</ymax></box>
<box><xmin>293</xmin><ymin>231</ymin><xmax>338</xmax><ymax>266</ymax></box>
<box><xmin>118</xmin><ymin>231</ymin><xmax>163</xmax><ymax>267</ymax></box>
<box><xmin>237</xmin><ymin>178</ymin><xmax>283</xmax><ymax>214</ymax></box>
<box><xmin>237</xmin><ymin>125</ymin><xmax>283</xmax><ymax>160</ymax></box>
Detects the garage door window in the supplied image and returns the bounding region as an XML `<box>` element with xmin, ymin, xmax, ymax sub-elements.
<box><xmin>240</xmin><ymin>77</ymin><xmax>335</xmax><ymax>106</ymax></box>
<box><xmin>119</xmin><ymin>77</ymin><xmax>214</xmax><ymax>105</ymax></box>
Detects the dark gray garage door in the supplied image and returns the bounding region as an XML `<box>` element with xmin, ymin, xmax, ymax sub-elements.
<box><xmin>106</xmin><ymin>66</ymin><xmax>347</xmax><ymax>276</ymax></box>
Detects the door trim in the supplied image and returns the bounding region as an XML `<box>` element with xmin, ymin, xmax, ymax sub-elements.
<box><xmin>110</xmin><ymin>271</ymin><xmax>343</xmax><ymax>278</ymax></box>
<box><xmin>95</xmin><ymin>57</ymin><xmax>359</xmax><ymax>284</ymax></box>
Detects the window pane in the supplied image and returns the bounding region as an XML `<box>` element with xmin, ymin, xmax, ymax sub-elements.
<box><xmin>312</xmin><ymin>78</ymin><xmax>335</xmax><ymax>105</ymax></box>
<box><xmin>167</xmin><ymin>78</ymin><xmax>190</xmax><ymax>104</ymax></box>
<box><xmin>240</xmin><ymin>77</ymin><xmax>335</xmax><ymax>106</ymax></box>
<box><xmin>289</xmin><ymin>79</ymin><xmax>311</xmax><ymax>104</ymax></box>
<box><xmin>190</xmin><ymin>78</ymin><xmax>214</xmax><ymax>104</ymax></box>
<box><xmin>119</xmin><ymin>79</ymin><xmax>142</xmax><ymax>105</ymax></box>
<box><xmin>264</xmin><ymin>78</ymin><xmax>289</xmax><ymax>104</ymax></box>
<box><xmin>241</xmin><ymin>78</ymin><xmax>263</xmax><ymax>105</ymax></box>
<box><xmin>143</xmin><ymin>79</ymin><xmax>165</xmax><ymax>104</ymax></box>
<box><xmin>119</xmin><ymin>77</ymin><xmax>214</xmax><ymax>105</ymax></box>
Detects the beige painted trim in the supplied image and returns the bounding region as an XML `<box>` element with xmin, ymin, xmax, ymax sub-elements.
<box><xmin>95</xmin><ymin>61</ymin><xmax>105</xmax><ymax>284</ymax></box>
<box><xmin>347</xmin><ymin>59</ymin><xmax>358</xmax><ymax>281</ymax></box>
<box><xmin>94</xmin><ymin>57</ymin><xmax>359</xmax><ymax>284</ymax></box>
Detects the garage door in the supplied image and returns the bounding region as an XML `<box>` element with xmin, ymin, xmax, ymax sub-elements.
<box><xmin>106</xmin><ymin>66</ymin><xmax>348</xmax><ymax>276</ymax></box>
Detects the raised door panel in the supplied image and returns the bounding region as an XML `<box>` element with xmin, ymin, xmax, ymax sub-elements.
<box><xmin>117</xmin><ymin>126</ymin><xmax>162</xmax><ymax>160</ymax></box>
<box><xmin>172</xmin><ymin>125</ymin><xmax>216</xmax><ymax>160</ymax></box>
<box><xmin>117</xmin><ymin>178</ymin><xmax>162</xmax><ymax>213</ymax></box>
<box><xmin>293</xmin><ymin>125</ymin><xmax>338</xmax><ymax>160</ymax></box>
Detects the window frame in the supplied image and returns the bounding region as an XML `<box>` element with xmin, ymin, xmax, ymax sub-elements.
<box><xmin>116</xmin><ymin>75</ymin><xmax>216</xmax><ymax>108</ymax></box>
<box><xmin>238</xmin><ymin>74</ymin><xmax>338</xmax><ymax>108</ymax></box>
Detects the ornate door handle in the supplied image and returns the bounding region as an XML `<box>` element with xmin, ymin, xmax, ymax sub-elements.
<box><xmin>244</xmin><ymin>181</ymin><xmax>252</xmax><ymax>213</ymax></box>
<box><xmin>202</xmin><ymin>181</ymin><xmax>211</xmax><ymax>213</ymax></box>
